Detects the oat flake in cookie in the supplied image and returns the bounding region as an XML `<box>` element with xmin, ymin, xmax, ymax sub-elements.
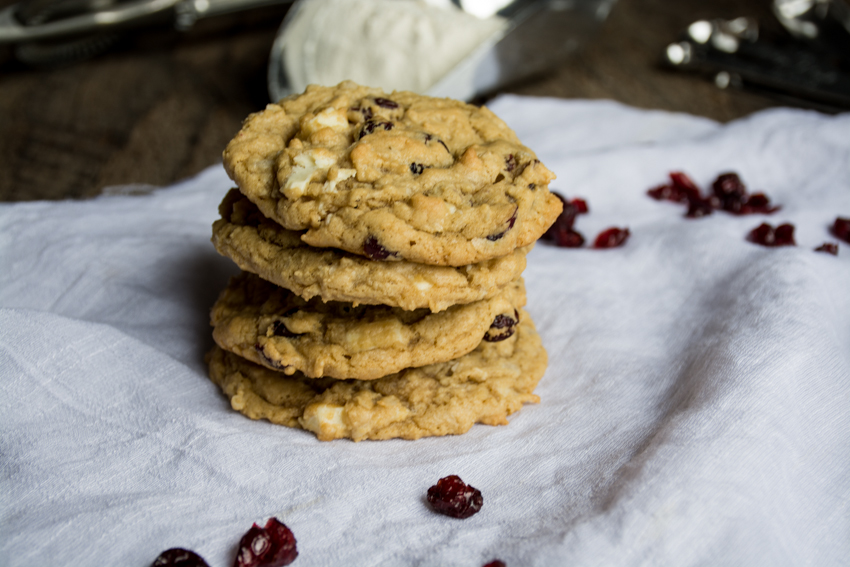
<box><xmin>223</xmin><ymin>81</ymin><xmax>562</xmax><ymax>266</ymax></box>
<box><xmin>206</xmin><ymin>312</ymin><xmax>546</xmax><ymax>441</ymax></box>
<box><xmin>211</xmin><ymin>272</ymin><xmax>527</xmax><ymax>380</ymax></box>
<box><xmin>212</xmin><ymin>189</ymin><xmax>530</xmax><ymax>312</ymax></box>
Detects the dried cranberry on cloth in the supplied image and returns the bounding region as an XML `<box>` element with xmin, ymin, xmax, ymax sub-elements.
<box><xmin>1</xmin><ymin>97</ymin><xmax>848</xmax><ymax>566</ymax></box>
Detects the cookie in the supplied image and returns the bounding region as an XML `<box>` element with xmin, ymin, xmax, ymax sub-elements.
<box><xmin>212</xmin><ymin>189</ymin><xmax>530</xmax><ymax>312</ymax></box>
<box><xmin>211</xmin><ymin>272</ymin><xmax>526</xmax><ymax>380</ymax></box>
<box><xmin>222</xmin><ymin>81</ymin><xmax>562</xmax><ymax>266</ymax></box>
<box><xmin>206</xmin><ymin>311</ymin><xmax>546</xmax><ymax>441</ymax></box>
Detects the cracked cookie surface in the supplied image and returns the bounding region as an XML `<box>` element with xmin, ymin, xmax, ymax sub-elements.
<box><xmin>207</xmin><ymin>311</ymin><xmax>546</xmax><ymax>441</ymax></box>
<box><xmin>211</xmin><ymin>272</ymin><xmax>526</xmax><ymax>380</ymax></box>
<box><xmin>223</xmin><ymin>81</ymin><xmax>562</xmax><ymax>266</ymax></box>
<box><xmin>212</xmin><ymin>189</ymin><xmax>529</xmax><ymax>311</ymax></box>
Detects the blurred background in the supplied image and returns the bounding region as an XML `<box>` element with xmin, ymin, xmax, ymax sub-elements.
<box><xmin>0</xmin><ymin>0</ymin><xmax>846</xmax><ymax>201</ymax></box>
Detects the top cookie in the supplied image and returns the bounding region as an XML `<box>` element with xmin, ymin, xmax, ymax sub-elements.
<box><xmin>223</xmin><ymin>81</ymin><xmax>562</xmax><ymax>266</ymax></box>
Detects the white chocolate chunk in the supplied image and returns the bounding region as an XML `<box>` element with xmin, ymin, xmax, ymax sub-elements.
<box><xmin>300</xmin><ymin>403</ymin><xmax>347</xmax><ymax>439</ymax></box>
<box><xmin>335</xmin><ymin>318</ymin><xmax>408</xmax><ymax>352</ymax></box>
<box><xmin>284</xmin><ymin>149</ymin><xmax>337</xmax><ymax>198</ymax></box>
<box><xmin>304</xmin><ymin>107</ymin><xmax>349</xmax><ymax>135</ymax></box>
<box><xmin>323</xmin><ymin>168</ymin><xmax>356</xmax><ymax>193</ymax></box>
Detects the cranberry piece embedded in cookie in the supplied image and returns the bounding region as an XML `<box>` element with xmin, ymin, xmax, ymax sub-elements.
<box><xmin>359</xmin><ymin>120</ymin><xmax>393</xmax><ymax>139</ymax></box>
<box><xmin>410</xmin><ymin>163</ymin><xmax>424</xmax><ymax>175</ymax></box>
<box><xmin>833</xmin><ymin>217</ymin><xmax>850</xmax><ymax>243</ymax></box>
<box><xmin>486</xmin><ymin>207</ymin><xmax>518</xmax><ymax>241</ymax></box>
<box><xmin>234</xmin><ymin>518</ymin><xmax>298</xmax><ymax>567</ymax></box>
<box><xmin>255</xmin><ymin>344</ymin><xmax>290</xmax><ymax>371</ymax></box>
<box><xmin>152</xmin><ymin>548</ymin><xmax>210</xmax><ymax>567</ymax></box>
<box><xmin>484</xmin><ymin>310</ymin><xmax>518</xmax><ymax>342</ymax></box>
<box><xmin>593</xmin><ymin>227</ymin><xmax>630</xmax><ymax>249</ymax></box>
<box><xmin>814</xmin><ymin>243</ymin><xmax>838</xmax><ymax>255</ymax></box>
<box><xmin>505</xmin><ymin>154</ymin><xmax>516</xmax><ymax>172</ymax></box>
<box><xmin>486</xmin><ymin>229</ymin><xmax>507</xmax><ymax>242</ymax></box>
<box><xmin>349</xmin><ymin>106</ymin><xmax>374</xmax><ymax>122</ymax></box>
<box><xmin>422</xmin><ymin>133</ymin><xmax>451</xmax><ymax>154</ymax></box>
<box><xmin>427</xmin><ymin>475</ymin><xmax>483</xmax><ymax>519</ymax></box>
<box><xmin>363</xmin><ymin>235</ymin><xmax>396</xmax><ymax>260</ymax></box>
<box><xmin>374</xmin><ymin>97</ymin><xmax>399</xmax><ymax>109</ymax></box>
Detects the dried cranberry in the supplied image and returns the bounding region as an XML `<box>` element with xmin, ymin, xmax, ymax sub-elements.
<box><xmin>570</xmin><ymin>198</ymin><xmax>589</xmax><ymax>214</ymax></box>
<box><xmin>542</xmin><ymin>192</ymin><xmax>588</xmax><ymax>247</ymax></box>
<box><xmin>484</xmin><ymin>310</ymin><xmax>518</xmax><ymax>342</ymax></box>
<box><xmin>647</xmin><ymin>183</ymin><xmax>686</xmax><ymax>202</ymax></box>
<box><xmin>350</xmin><ymin>106</ymin><xmax>373</xmax><ymax>121</ymax></box>
<box><xmin>505</xmin><ymin>154</ymin><xmax>516</xmax><ymax>172</ymax></box>
<box><xmin>647</xmin><ymin>172</ymin><xmax>701</xmax><ymax>204</ymax></box>
<box><xmin>152</xmin><ymin>549</ymin><xmax>210</xmax><ymax>567</ymax></box>
<box><xmin>363</xmin><ymin>235</ymin><xmax>395</xmax><ymax>260</ymax></box>
<box><xmin>815</xmin><ymin>242</ymin><xmax>838</xmax><ymax>255</ymax></box>
<box><xmin>482</xmin><ymin>561</ymin><xmax>506</xmax><ymax>567</ymax></box>
<box><xmin>669</xmin><ymin>172</ymin><xmax>702</xmax><ymax>202</ymax></box>
<box><xmin>507</xmin><ymin>208</ymin><xmax>518</xmax><ymax>229</ymax></box>
<box><xmin>410</xmin><ymin>163</ymin><xmax>424</xmax><ymax>175</ymax></box>
<box><xmin>748</xmin><ymin>223</ymin><xmax>774</xmax><ymax>245</ymax></box>
<box><xmin>713</xmin><ymin>172</ymin><xmax>747</xmax><ymax>200</ymax></box>
<box><xmin>547</xmin><ymin>193</ymin><xmax>576</xmax><ymax>228</ymax></box>
<box><xmin>374</xmin><ymin>97</ymin><xmax>398</xmax><ymax>109</ymax></box>
<box><xmin>747</xmin><ymin>222</ymin><xmax>796</xmax><ymax>247</ymax></box>
<box><xmin>739</xmin><ymin>193</ymin><xmax>779</xmax><ymax>215</ymax></box>
<box><xmin>359</xmin><ymin>120</ymin><xmax>393</xmax><ymax>139</ymax></box>
<box><xmin>547</xmin><ymin>227</ymin><xmax>585</xmax><ymax>247</ymax></box>
<box><xmin>427</xmin><ymin>475</ymin><xmax>483</xmax><ymax>519</ymax></box>
<box><xmin>255</xmin><ymin>344</ymin><xmax>289</xmax><ymax>371</ymax></box>
<box><xmin>649</xmin><ymin>171</ymin><xmax>779</xmax><ymax>217</ymax></box>
<box><xmin>833</xmin><ymin>217</ymin><xmax>850</xmax><ymax>243</ymax></box>
<box><xmin>774</xmin><ymin>223</ymin><xmax>795</xmax><ymax>245</ymax></box>
<box><xmin>234</xmin><ymin>518</ymin><xmax>297</xmax><ymax>567</ymax></box>
<box><xmin>593</xmin><ymin>227</ymin><xmax>630</xmax><ymax>248</ymax></box>
<box><xmin>686</xmin><ymin>198</ymin><xmax>714</xmax><ymax>218</ymax></box>
<box><xmin>486</xmin><ymin>207</ymin><xmax>518</xmax><ymax>241</ymax></box>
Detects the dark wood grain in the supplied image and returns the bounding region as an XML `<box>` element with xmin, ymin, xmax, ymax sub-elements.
<box><xmin>0</xmin><ymin>0</ymin><xmax>786</xmax><ymax>202</ymax></box>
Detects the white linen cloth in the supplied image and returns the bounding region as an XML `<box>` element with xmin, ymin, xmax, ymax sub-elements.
<box><xmin>1</xmin><ymin>97</ymin><xmax>848</xmax><ymax>567</ymax></box>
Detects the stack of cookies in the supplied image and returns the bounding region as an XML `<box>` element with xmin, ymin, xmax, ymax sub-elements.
<box><xmin>207</xmin><ymin>82</ymin><xmax>562</xmax><ymax>441</ymax></box>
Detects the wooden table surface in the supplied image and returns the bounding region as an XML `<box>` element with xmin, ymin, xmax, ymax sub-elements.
<box><xmin>0</xmin><ymin>0</ymin><xmax>787</xmax><ymax>202</ymax></box>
